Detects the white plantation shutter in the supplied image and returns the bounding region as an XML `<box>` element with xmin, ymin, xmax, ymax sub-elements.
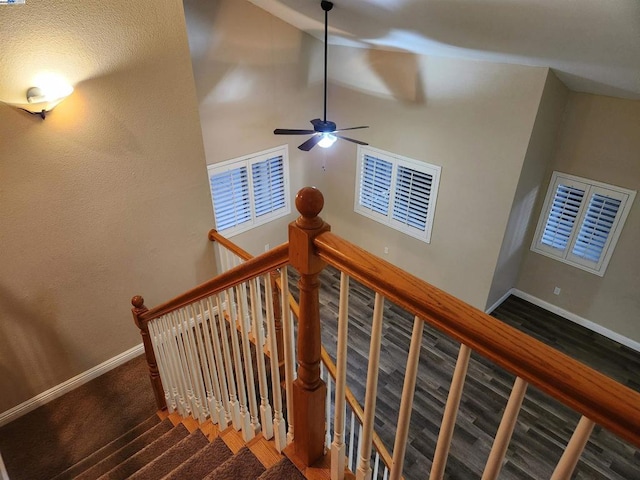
<box><xmin>392</xmin><ymin>165</ymin><xmax>432</xmax><ymax>232</ymax></box>
<box><xmin>571</xmin><ymin>193</ymin><xmax>621</xmax><ymax>262</ymax></box>
<box><xmin>210</xmin><ymin>166</ymin><xmax>251</xmax><ymax>231</ymax></box>
<box><xmin>540</xmin><ymin>183</ymin><xmax>585</xmax><ymax>252</ymax></box>
<box><xmin>355</xmin><ymin>146</ymin><xmax>441</xmax><ymax>243</ymax></box>
<box><xmin>252</xmin><ymin>155</ymin><xmax>286</xmax><ymax>218</ymax></box>
<box><xmin>359</xmin><ymin>155</ymin><xmax>392</xmax><ymax>216</ymax></box>
<box><xmin>532</xmin><ymin>172</ymin><xmax>635</xmax><ymax>276</ymax></box>
<box><xmin>208</xmin><ymin>146</ymin><xmax>290</xmax><ymax>236</ymax></box>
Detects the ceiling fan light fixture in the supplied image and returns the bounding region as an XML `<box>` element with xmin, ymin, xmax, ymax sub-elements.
<box><xmin>318</xmin><ymin>133</ymin><xmax>337</xmax><ymax>148</ymax></box>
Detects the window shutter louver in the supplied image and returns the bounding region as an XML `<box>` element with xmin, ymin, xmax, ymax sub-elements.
<box><xmin>252</xmin><ymin>155</ymin><xmax>286</xmax><ymax>218</ymax></box>
<box><xmin>359</xmin><ymin>155</ymin><xmax>392</xmax><ymax>215</ymax></box>
<box><xmin>572</xmin><ymin>193</ymin><xmax>621</xmax><ymax>262</ymax></box>
<box><xmin>210</xmin><ymin>167</ymin><xmax>251</xmax><ymax>231</ymax></box>
<box><xmin>541</xmin><ymin>184</ymin><xmax>585</xmax><ymax>251</ymax></box>
<box><xmin>393</xmin><ymin>165</ymin><xmax>432</xmax><ymax>231</ymax></box>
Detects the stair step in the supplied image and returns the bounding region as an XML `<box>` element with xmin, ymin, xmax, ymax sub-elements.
<box><xmin>74</xmin><ymin>418</ymin><xmax>174</xmax><ymax>480</ymax></box>
<box><xmin>257</xmin><ymin>457</ymin><xmax>306</xmax><ymax>480</ymax></box>
<box><xmin>50</xmin><ymin>415</ymin><xmax>161</xmax><ymax>480</ymax></box>
<box><xmin>203</xmin><ymin>445</ymin><xmax>266</xmax><ymax>480</ymax></box>
<box><xmin>96</xmin><ymin>423</ymin><xmax>188</xmax><ymax>480</ymax></box>
<box><xmin>161</xmin><ymin>436</ymin><xmax>233</xmax><ymax>480</ymax></box>
<box><xmin>128</xmin><ymin>428</ymin><xmax>208</xmax><ymax>480</ymax></box>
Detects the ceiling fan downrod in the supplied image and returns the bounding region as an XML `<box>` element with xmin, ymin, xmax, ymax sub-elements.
<box><xmin>321</xmin><ymin>1</ymin><xmax>333</xmax><ymax>124</ymax></box>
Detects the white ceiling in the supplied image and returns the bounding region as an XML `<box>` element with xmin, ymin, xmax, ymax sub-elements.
<box><xmin>248</xmin><ymin>0</ymin><xmax>640</xmax><ymax>100</ymax></box>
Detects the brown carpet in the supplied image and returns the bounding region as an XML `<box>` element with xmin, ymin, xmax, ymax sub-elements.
<box><xmin>162</xmin><ymin>436</ymin><xmax>233</xmax><ymax>480</ymax></box>
<box><xmin>0</xmin><ymin>354</ymin><xmax>157</xmax><ymax>480</ymax></box>
<box><xmin>203</xmin><ymin>446</ymin><xmax>266</xmax><ymax>480</ymax></box>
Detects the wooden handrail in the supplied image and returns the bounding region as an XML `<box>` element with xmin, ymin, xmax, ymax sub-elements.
<box><xmin>138</xmin><ymin>242</ymin><xmax>289</xmax><ymax>322</ymax></box>
<box><xmin>314</xmin><ymin>231</ymin><xmax>640</xmax><ymax>448</ymax></box>
<box><xmin>208</xmin><ymin>229</ymin><xmax>253</xmax><ymax>261</ymax></box>
<box><xmin>321</xmin><ymin>347</ymin><xmax>396</xmax><ymax>477</ymax></box>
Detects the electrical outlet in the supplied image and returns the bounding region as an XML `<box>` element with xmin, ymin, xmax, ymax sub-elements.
<box><xmin>554</xmin><ymin>287</ymin><xmax>561</xmax><ymax>295</ymax></box>
<box><xmin>264</xmin><ymin>243</ymin><xmax>270</xmax><ymax>252</ymax></box>
<box><xmin>384</xmin><ymin>246</ymin><xmax>389</xmax><ymax>254</ymax></box>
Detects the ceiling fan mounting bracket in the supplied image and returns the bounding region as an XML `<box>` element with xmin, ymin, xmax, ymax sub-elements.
<box><xmin>321</xmin><ymin>1</ymin><xmax>333</xmax><ymax>13</ymax></box>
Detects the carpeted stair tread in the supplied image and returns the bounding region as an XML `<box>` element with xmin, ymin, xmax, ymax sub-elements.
<box><xmin>203</xmin><ymin>445</ymin><xmax>266</xmax><ymax>480</ymax></box>
<box><xmin>96</xmin><ymin>423</ymin><xmax>189</xmax><ymax>480</ymax></box>
<box><xmin>257</xmin><ymin>457</ymin><xmax>306</xmax><ymax>480</ymax></box>
<box><xmin>51</xmin><ymin>415</ymin><xmax>162</xmax><ymax>480</ymax></box>
<box><xmin>162</xmin><ymin>435</ymin><xmax>233</xmax><ymax>480</ymax></box>
<box><xmin>128</xmin><ymin>428</ymin><xmax>208</xmax><ymax>480</ymax></box>
<box><xmin>73</xmin><ymin>418</ymin><xmax>174</xmax><ymax>480</ymax></box>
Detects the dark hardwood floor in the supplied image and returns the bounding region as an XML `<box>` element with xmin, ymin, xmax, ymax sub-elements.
<box><xmin>288</xmin><ymin>266</ymin><xmax>640</xmax><ymax>480</ymax></box>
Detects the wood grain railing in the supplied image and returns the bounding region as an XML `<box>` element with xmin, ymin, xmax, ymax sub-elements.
<box><xmin>313</xmin><ymin>230</ymin><xmax>640</xmax><ymax>449</ymax></box>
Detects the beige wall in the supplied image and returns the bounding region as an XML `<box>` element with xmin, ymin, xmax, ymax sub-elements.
<box><xmin>315</xmin><ymin>51</ymin><xmax>549</xmax><ymax>308</ymax></box>
<box><xmin>517</xmin><ymin>94</ymin><xmax>640</xmax><ymax>343</ymax></box>
<box><xmin>486</xmin><ymin>71</ymin><xmax>569</xmax><ymax>309</ymax></box>
<box><xmin>184</xmin><ymin>0</ymin><xmax>320</xmax><ymax>256</ymax></box>
<box><xmin>0</xmin><ymin>0</ymin><xmax>215</xmax><ymax>412</ymax></box>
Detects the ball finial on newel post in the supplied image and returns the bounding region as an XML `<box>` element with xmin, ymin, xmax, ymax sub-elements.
<box><xmin>295</xmin><ymin>186</ymin><xmax>324</xmax><ymax>229</ymax></box>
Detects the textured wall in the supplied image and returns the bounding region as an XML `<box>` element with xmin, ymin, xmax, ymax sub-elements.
<box><xmin>0</xmin><ymin>0</ymin><xmax>215</xmax><ymax>412</ymax></box>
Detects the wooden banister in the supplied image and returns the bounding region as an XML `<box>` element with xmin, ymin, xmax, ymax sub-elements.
<box><xmin>313</xmin><ymin>231</ymin><xmax>640</xmax><ymax>448</ymax></box>
<box><xmin>137</xmin><ymin>243</ymin><xmax>289</xmax><ymax>323</ymax></box>
<box><xmin>208</xmin><ymin>229</ymin><xmax>253</xmax><ymax>261</ymax></box>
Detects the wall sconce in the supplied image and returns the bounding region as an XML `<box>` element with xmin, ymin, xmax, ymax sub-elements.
<box><xmin>20</xmin><ymin>83</ymin><xmax>74</xmax><ymax>119</ymax></box>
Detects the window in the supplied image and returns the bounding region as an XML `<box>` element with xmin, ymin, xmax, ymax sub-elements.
<box><xmin>531</xmin><ymin>171</ymin><xmax>635</xmax><ymax>276</ymax></box>
<box><xmin>355</xmin><ymin>146</ymin><xmax>441</xmax><ymax>243</ymax></box>
<box><xmin>208</xmin><ymin>145</ymin><xmax>290</xmax><ymax>236</ymax></box>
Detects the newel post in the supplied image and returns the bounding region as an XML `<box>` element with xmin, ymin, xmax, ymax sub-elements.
<box><xmin>289</xmin><ymin>187</ymin><xmax>330</xmax><ymax>466</ymax></box>
<box><xmin>131</xmin><ymin>296</ymin><xmax>166</xmax><ymax>410</ymax></box>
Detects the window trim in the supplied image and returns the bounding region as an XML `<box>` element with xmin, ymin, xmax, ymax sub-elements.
<box><xmin>531</xmin><ymin>171</ymin><xmax>636</xmax><ymax>276</ymax></box>
<box><xmin>207</xmin><ymin>145</ymin><xmax>290</xmax><ymax>237</ymax></box>
<box><xmin>354</xmin><ymin>145</ymin><xmax>441</xmax><ymax>243</ymax></box>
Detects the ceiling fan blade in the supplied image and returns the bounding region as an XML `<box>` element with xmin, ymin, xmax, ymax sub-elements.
<box><xmin>298</xmin><ymin>134</ymin><xmax>322</xmax><ymax>151</ymax></box>
<box><xmin>274</xmin><ymin>128</ymin><xmax>316</xmax><ymax>135</ymax></box>
<box><xmin>334</xmin><ymin>126</ymin><xmax>369</xmax><ymax>132</ymax></box>
<box><xmin>335</xmin><ymin>134</ymin><xmax>369</xmax><ymax>146</ymax></box>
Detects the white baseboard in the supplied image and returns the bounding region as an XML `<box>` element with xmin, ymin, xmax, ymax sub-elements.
<box><xmin>511</xmin><ymin>290</ymin><xmax>640</xmax><ymax>353</ymax></box>
<box><xmin>0</xmin><ymin>344</ymin><xmax>144</xmax><ymax>428</ymax></box>
<box><xmin>485</xmin><ymin>288</ymin><xmax>516</xmax><ymax>314</ymax></box>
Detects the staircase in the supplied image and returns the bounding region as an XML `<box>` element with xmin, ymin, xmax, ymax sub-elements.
<box><xmin>51</xmin><ymin>412</ymin><xmax>306</xmax><ymax>480</ymax></box>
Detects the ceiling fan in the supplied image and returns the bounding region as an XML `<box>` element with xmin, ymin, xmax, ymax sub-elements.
<box><xmin>273</xmin><ymin>0</ymin><xmax>369</xmax><ymax>151</ymax></box>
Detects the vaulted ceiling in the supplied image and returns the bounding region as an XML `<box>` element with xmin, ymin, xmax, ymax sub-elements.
<box><xmin>248</xmin><ymin>0</ymin><xmax>640</xmax><ymax>100</ymax></box>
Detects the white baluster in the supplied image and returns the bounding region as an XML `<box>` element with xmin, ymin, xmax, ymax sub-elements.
<box><xmin>430</xmin><ymin>343</ymin><xmax>471</xmax><ymax>479</ymax></box>
<box><xmin>171</xmin><ymin>310</ymin><xmax>195</xmax><ymax>417</ymax></box>
<box><xmin>161</xmin><ymin>314</ymin><xmax>186</xmax><ymax>416</ymax></box>
<box><xmin>236</xmin><ymin>283</ymin><xmax>260</xmax><ymax>439</ymax></box>
<box><xmin>482</xmin><ymin>376</ymin><xmax>528</xmax><ymax>480</ymax></box>
<box><xmin>180</xmin><ymin>306</ymin><xmax>207</xmax><ymax>422</ymax></box>
<box><xmin>332</xmin><ymin>273</ymin><xmax>350</xmax><ymax>480</ymax></box>
<box><xmin>390</xmin><ymin>316</ymin><xmax>424</xmax><ymax>480</ymax></box>
<box><xmin>198</xmin><ymin>299</ymin><xmax>225</xmax><ymax>426</ymax></box>
<box><xmin>356</xmin><ymin>293</ymin><xmax>385</xmax><ymax>480</ymax></box>
<box><xmin>280</xmin><ymin>267</ymin><xmax>297</xmax><ymax>444</ymax></box>
<box><xmin>216</xmin><ymin>292</ymin><xmax>241</xmax><ymax>429</ymax></box>
<box><xmin>550</xmin><ymin>416</ymin><xmax>595</xmax><ymax>480</ymax></box>
<box><xmin>249</xmin><ymin>277</ymin><xmax>274</xmax><ymax>440</ymax></box>
<box><xmin>373</xmin><ymin>452</ymin><xmax>380</xmax><ymax>480</ymax></box>
<box><xmin>264</xmin><ymin>274</ymin><xmax>287</xmax><ymax>451</ymax></box>
<box><xmin>148</xmin><ymin>320</ymin><xmax>172</xmax><ymax>411</ymax></box>
<box><xmin>326</xmin><ymin>369</ymin><xmax>333</xmax><ymax>450</ymax></box>
<box><xmin>348</xmin><ymin>410</ymin><xmax>356</xmax><ymax>471</ymax></box>
<box><xmin>208</xmin><ymin>295</ymin><xmax>232</xmax><ymax>427</ymax></box>
<box><xmin>190</xmin><ymin>302</ymin><xmax>217</xmax><ymax>423</ymax></box>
